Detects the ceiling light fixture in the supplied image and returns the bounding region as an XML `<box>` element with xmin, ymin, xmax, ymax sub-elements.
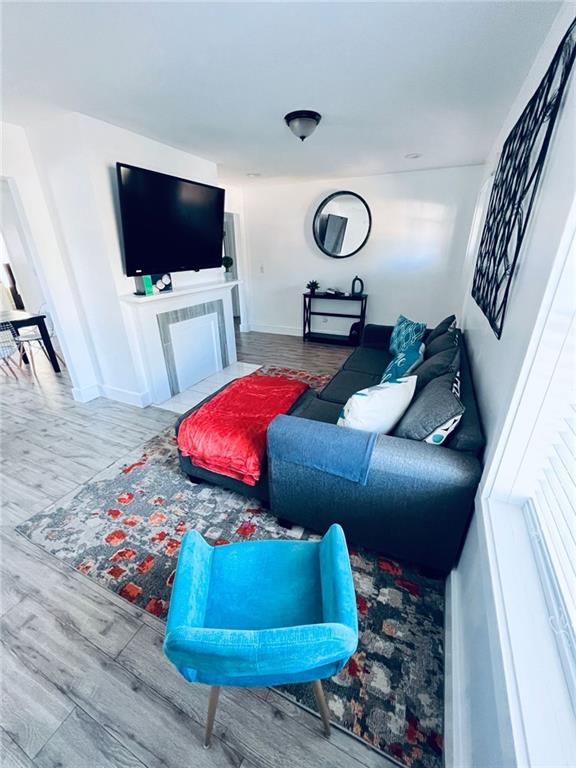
<box><xmin>246</xmin><ymin>173</ymin><xmax>261</xmax><ymax>177</ymax></box>
<box><xmin>284</xmin><ymin>110</ymin><xmax>322</xmax><ymax>142</ymax></box>
<box><xmin>405</xmin><ymin>152</ymin><xmax>422</xmax><ymax>159</ymax></box>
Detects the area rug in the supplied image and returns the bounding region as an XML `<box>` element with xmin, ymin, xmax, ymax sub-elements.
<box><xmin>17</xmin><ymin>372</ymin><xmax>445</xmax><ymax>768</ymax></box>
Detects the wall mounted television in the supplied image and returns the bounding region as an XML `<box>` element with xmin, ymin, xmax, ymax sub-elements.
<box><xmin>116</xmin><ymin>163</ymin><xmax>225</xmax><ymax>277</ymax></box>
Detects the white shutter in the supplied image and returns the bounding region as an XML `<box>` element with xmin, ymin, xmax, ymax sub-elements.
<box><xmin>523</xmin><ymin>315</ymin><xmax>576</xmax><ymax>700</ymax></box>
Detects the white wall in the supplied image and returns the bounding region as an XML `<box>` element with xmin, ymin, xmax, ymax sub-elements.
<box><xmin>1</xmin><ymin>122</ymin><xmax>100</xmax><ymax>399</ymax></box>
<box><xmin>450</xmin><ymin>7</ymin><xmax>576</xmax><ymax>766</ymax></box>
<box><xmin>0</xmin><ymin>179</ymin><xmax>46</xmax><ymax>311</ymax></box>
<box><xmin>460</xmin><ymin>12</ymin><xmax>576</xmax><ymax>477</ymax></box>
<box><xmin>239</xmin><ymin>165</ymin><xmax>483</xmax><ymax>335</ymax></box>
<box><xmin>23</xmin><ymin>112</ymin><xmax>221</xmax><ymax>404</ymax></box>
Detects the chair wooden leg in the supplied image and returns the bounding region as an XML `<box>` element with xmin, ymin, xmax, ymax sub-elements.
<box><xmin>311</xmin><ymin>679</ymin><xmax>331</xmax><ymax>738</ymax></box>
<box><xmin>203</xmin><ymin>685</ymin><xmax>220</xmax><ymax>749</ymax></box>
<box><xmin>38</xmin><ymin>340</ymin><xmax>49</xmax><ymax>360</ymax></box>
<box><xmin>3</xmin><ymin>357</ymin><xmax>19</xmax><ymax>380</ymax></box>
<box><xmin>26</xmin><ymin>343</ymin><xmax>38</xmax><ymax>379</ymax></box>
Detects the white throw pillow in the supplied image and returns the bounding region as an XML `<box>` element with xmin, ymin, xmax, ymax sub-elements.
<box><xmin>337</xmin><ymin>376</ymin><xmax>417</xmax><ymax>433</ymax></box>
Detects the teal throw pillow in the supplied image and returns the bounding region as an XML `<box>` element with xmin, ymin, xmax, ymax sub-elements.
<box><xmin>390</xmin><ymin>315</ymin><xmax>426</xmax><ymax>355</ymax></box>
<box><xmin>381</xmin><ymin>343</ymin><xmax>425</xmax><ymax>383</ymax></box>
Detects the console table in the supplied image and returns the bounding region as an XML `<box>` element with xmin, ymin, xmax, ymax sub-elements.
<box><xmin>302</xmin><ymin>292</ymin><xmax>368</xmax><ymax>346</ymax></box>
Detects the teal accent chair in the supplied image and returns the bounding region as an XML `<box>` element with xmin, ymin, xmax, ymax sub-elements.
<box><xmin>163</xmin><ymin>524</ymin><xmax>358</xmax><ymax>747</ymax></box>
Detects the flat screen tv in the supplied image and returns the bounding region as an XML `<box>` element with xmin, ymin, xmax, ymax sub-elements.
<box><xmin>116</xmin><ymin>163</ymin><xmax>225</xmax><ymax>277</ymax></box>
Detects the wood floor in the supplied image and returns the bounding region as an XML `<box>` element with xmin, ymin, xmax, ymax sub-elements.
<box><xmin>235</xmin><ymin>329</ymin><xmax>352</xmax><ymax>377</ymax></box>
<box><xmin>0</xmin><ymin>338</ymin><xmax>396</xmax><ymax>768</ymax></box>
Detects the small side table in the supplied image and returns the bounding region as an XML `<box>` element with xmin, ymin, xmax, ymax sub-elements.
<box><xmin>302</xmin><ymin>292</ymin><xmax>368</xmax><ymax>346</ymax></box>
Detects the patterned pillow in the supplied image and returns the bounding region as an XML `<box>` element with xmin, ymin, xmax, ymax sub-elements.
<box><xmin>381</xmin><ymin>343</ymin><xmax>425</xmax><ymax>383</ymax></box>
<box><xmin>338</xmin><ymin>376</ymin><xmax>417</xmax><ymax>434</ymax></box>
<box><xmin>390</xmin><ymin>315</ymin><xmax>427</xmax><ymax>355</ymax></box>
<box><xmin>425</xmin><ymin>414</ymin><xmax>463</xmax><ymax>445</ymax></box>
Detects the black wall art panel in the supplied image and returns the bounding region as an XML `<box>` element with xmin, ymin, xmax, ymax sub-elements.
<box><xmin>472</xmin><ymin>19</ymin><xmax>576</xmax><ymax>339</ymax></box>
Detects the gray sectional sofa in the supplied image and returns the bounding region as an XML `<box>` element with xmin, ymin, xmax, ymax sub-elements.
<box><xmin>176</xmin><ymin>323</ymin><xmax>484</xmax><ymax>573</ymax></box>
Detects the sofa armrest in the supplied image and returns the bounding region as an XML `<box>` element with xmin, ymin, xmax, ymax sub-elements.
<box><xmin>268</xmin><ymin>417</ymin><xmax>482</xmax><ymax>572</ymax></box>
<box><xmin>361</xmin><ymin>324</ymin><xmax>393</xmax><ymax>349</ymax></box>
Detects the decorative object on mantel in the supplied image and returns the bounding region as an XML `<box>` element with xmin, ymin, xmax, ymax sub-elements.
<box><xmin>284</xmin><ymin>110</ymin><xmax>322</xmax><ymax>141</ymax></box>
<box><xmin>351</xmin><ymin>275</ymin><xmax>364</xmax><ymax>295</ymax></box>
<box><xmin>471</xmin><ymin>19</ymin><xmax>576</xmax><ymax>339</ymax></box>
<box><xmin>134</xmin><ymin>273</ymin><xmax>172</xmax><ymax>296</ymax></box>
<box><xmin>222</xmin><ymin>255</ymin><xmax>234</xmax><ymax>282</ymax></box>
<box><xmin>306</xmin><ymin>279</ymin><xmax>319</xmax><ymax>295</ymax></box>
<box><xmin>313</xmin><ymin>191</ymin><xmax>372</xmax><ymax>258</ymax></box>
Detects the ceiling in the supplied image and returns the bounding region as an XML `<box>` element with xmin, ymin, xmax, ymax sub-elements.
<box><xmin>2</xmin><ymin>1</ymin><xmax>560</xmax><ymax>182</ymax></box>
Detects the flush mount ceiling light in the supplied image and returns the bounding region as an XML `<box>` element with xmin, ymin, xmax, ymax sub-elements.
<box><xmin>246</xmin><ymin>172</ymin><xmax>261</xmax><ymax>177</ymax></box>
<box><xmin>284</xmin><ymin>110</ymin><xmax>322</xmax><ymax>142</ymax></box>
<box><xmin>405</xmin><ymin>152</ymin><xmax>422</xmax><ymax>159</ymax></box>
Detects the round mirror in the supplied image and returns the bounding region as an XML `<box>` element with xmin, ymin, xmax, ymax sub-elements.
<box><xmin>313</xmin><ymin>191</ymin><xmax>372</xmax><ymax>258</ymax></box>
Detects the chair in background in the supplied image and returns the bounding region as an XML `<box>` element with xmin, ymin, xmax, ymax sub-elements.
<box><xmin>163</xmin><ymin>523</ymin><xmax>358</xmax><ymax>748</ymax></box>
<box><xmin>0</xmin><ymin>322</ymin><xmax>21</xmax><ymax>380</ymax></box>
<box><xmin>17</xmin><ymin>303</ymin><xmax>66</xmax><ymax>371</ymax></box>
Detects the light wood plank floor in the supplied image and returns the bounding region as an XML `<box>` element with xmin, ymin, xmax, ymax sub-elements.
<box><xmin>0</xmin><ymin>339</ymin><xmax>396</xmax><ymax>768</ymax></box>
<box><xmin>236</xmin><ymin>330</ymin><xmax>352</xmax><ymax>377</ymax></box>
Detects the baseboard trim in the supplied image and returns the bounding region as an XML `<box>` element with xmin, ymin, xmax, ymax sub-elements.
<box><xmin>99</xmin><ymin>385</ymin><xmax>152</xmax><ymax>408</ymax></box>
<box><xmin>71</xmin><ymin>383</ymin><xmax>151</xmax><ymax>407</ymax></box>
<box><xmin>71</xmin><ymin>384</ymin><xmax>101</xmax><ymax>403</ymax></box>
<box><xmin>249</xmin><ymin>323</ymin><xmax>301</xmax><ymax>337</ymax></box>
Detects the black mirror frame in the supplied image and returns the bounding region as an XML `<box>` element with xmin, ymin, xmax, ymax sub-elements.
<box><xmin>312</xmin><ymin>191</ymin><xmax>372</xmax><ymax>258</ymax></box>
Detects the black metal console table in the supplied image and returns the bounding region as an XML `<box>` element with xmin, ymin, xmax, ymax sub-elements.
<box><xmin>302</xmin><ymin>292</ymin><xmax>368</xmax><ymax>346</ymax></box>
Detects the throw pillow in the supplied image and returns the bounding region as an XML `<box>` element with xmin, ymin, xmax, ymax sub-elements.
<box><xmin>414</xmin><ymin>347</ymin><xmax>460</xmax><ymax>393</ymax></box>
<box><xmin>394</xmin><ymin>373</ymin><xmax>465</xmax><ymax>444</ymax></box>
<box><xmin>426</xmin><ymin>314</ymin><xmax>456</xmax><ymax>344</ymax></box>
<box><xmin>337</xmin><ymin>376</ymin><xmax>416</xmax><ymax>434</ymax></box>
<box><xmin>389</xmin><ymin>315</ymin><xmax>426</xmax><ymax>355</ymax></box>
<box><xmin>381</xmin><ymin>343</ymin><xmax>425</xmax><ymax>383</ymax></box>
<box><xmin>425</xmin><ymin>328</ymin><xmax>459</xmax><ymax>358</ymax></box>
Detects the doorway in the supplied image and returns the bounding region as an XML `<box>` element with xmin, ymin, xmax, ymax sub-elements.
<box><xmin>223</xmin><ymin>212</ymin><xmax>243</xmax><ymax>328</ymax></box>
<box><xmin>0</xmin><ymin>179</ymin><xmax>46</xmax><ymax>313</ymax></box>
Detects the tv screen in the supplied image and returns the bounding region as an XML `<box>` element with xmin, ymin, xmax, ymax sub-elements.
<box><xmin>116</xmin><ymin>163</ymin><xmax>225</xmax><ymax>277</ymax></box>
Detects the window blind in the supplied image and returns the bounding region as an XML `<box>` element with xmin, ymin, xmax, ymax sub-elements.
<box><xmin>524</xmin><ymin>316</ymin><xmax>576</xmax><ymax>702</ymax></box>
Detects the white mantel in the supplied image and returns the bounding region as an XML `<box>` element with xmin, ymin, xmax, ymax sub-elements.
<box><xmin>120</xmin><ymin>280</ymin><xmax>238</xmax><ymax>405</ymax></box>
<box><xmin>119</xmin><ymin>279</ymin><xmax>239</xmax><ymax>305</ymax></box>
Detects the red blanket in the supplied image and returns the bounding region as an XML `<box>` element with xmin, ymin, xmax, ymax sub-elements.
<box><xmin>177</xmin><ymin>374</ymin><xmax>308</xmax><ymax>486</ymax></box>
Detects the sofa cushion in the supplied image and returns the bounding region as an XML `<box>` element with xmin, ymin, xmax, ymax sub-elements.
<box><xmin>381</xmin><ymin>343</ymin><xmax>425</xmax><ymax>383</ymax></box>
<box><xmin>414</xmin><ymin>347</ymin><xmax>460</xmax><ymax>393</ymax></box>
<box><xmin>426</xmin><ymin>314</ymin><xmax>456</xmax><ymax>344</ymax></box>
<box><xmin>290</xmin><ymin>396</ymin><xmax>342</xmax><ymax>424</ymax></box>
<box><xmin>338</xmin><ymin>376</ymin><xmax>417</xmax><ymax>434</ymax></box>
<box><xmin>425</xmin><ymin>328</ymin><xmax>459</xmax><ymax>358</ymax></box>
<box><xmin>319</xmin><ymin>370</ymin><xmax>381</xmax><ymax>404</ymax></box>
<box><xmin>343</xmin><ymin>346</ymin><xmax>393</xmax><ymax>375</ymax></box>
<box><xmin>446</xmin><ymin>337</ymin><xmax>485</xmax><ymax>456</ymax></box>
<box><xmin>390</xmin><ymin>314</ymin><xmax>427</xmax><ymax>355</ymax></box>
<box><xmin>394</xmin><ymin>373</ymin><xmax>464</xmax><ymax>443</ymax></box>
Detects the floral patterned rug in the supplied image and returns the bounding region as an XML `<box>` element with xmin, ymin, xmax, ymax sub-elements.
<box><xmin>16</xmin><ymin>370</ymin><xmax>445</xmax><ymax>768</ymax></box>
